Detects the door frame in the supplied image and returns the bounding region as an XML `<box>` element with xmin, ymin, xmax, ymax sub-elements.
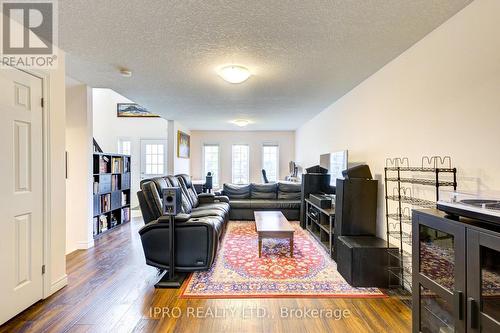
<box><xmin>18</xmin><ymin>67</ymin><xmax>53</xmax><ymax>299</ymax></box>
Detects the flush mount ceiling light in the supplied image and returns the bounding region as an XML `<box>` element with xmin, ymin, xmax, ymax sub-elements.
<box><xmin>231</xmin><ymin>119</ymin><xmax>251</xmax><ymax>127</ymax></box>
<box><xmin>217</xmin><ymin>65</ymin><xmax>251</xmax><ymax>84</ymax></box>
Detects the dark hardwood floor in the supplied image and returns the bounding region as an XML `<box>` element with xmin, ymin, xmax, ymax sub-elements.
<box><xmin>0</xmin><ymin>217</ymin><xmax>412</xmax><ymax>333</ymax></box>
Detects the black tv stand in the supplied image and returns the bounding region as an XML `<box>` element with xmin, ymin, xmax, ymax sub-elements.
<box><xmin>305</xmin><ymin>198</ymin><xmax>335</xmax><ymax>258</ymax></box>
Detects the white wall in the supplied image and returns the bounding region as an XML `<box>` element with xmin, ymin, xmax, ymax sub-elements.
<box><xmin>191</xmin><ymin>131</ymin><xmax>295</xmax><ymax>185</ymax></box>
<box><xmin>65</xmin><ymin>78</ymin><xmax>94</xmax><ymax>254</ymax></box>
<box><xmin>167</xmin><ymin>120</ymin><xmax>191</xmax><ymax>175</ymax></box>
<box><xmin>295</xmin><ymin>0</ymin><xmax>500</xmax><ymax>239</ymax></box>
<box><xmin>92</xmin><ymin>89</ymin><xmax>169</xmax><ymax>207</ymax></box>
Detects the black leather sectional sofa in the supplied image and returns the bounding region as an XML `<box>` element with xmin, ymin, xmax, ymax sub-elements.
<box><xmin>137</xmin><ymin>175</ymin><xmax>302</xmax><ymax>272</ymax></box>
<box><xmin>216</xmin><ymin>182</ymin><xmax>301</xmax><ymax>220</ymax></box>
<box><xmin>137</xmin><ymin>174</ymin><xmax>230</xmax><ymax>271</ymax></box>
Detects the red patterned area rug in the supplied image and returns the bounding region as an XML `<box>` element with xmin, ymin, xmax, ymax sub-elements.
<box><xmin>180</xmin><ymin>221</ymin><xmax>386</xmax><ymax>299</ymax></box>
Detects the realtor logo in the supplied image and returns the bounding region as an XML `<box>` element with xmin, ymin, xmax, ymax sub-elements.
<box><xmin>1</xmin><ymin>0</ymin><xmax>58</xmax><ymax>68</ymax></box>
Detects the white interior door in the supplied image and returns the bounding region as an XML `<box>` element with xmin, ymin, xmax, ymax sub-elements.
<box><xmin>0</xmin><ymin>68</ymin><xmax>44</xmax><ymax>325</ymax></box>
<box><xmin>140</xmin><ymin>139</ymin><xmax>167</xmax><ymax>179</ymax></box>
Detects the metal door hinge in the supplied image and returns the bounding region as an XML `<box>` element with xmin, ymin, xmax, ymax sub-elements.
<box><xmin>42</xmin><ymin>265</ymin><xmax>46</xmax><ymax>275</ymax></box>
<box><xmin>41</xmin><ymin>98</ymin><xmax>44</xmax><ymax>108</ymax></box>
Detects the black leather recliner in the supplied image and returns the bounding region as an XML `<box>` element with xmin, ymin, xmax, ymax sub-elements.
<box><xmin>137</xmin><ymin>174</ymin><xmax>230</xmax><ymax>271</ymax></box>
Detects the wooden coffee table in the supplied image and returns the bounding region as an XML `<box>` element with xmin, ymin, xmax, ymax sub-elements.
<box><xmin>254</xmin><ymin>211</ymin><xmax>295</xmax><ymax>257</ymax></box>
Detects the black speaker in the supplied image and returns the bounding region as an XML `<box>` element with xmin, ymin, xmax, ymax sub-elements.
<box><xmin>342</xmin><ymin>164</ymin><xmax>372</xmax><ymax>180</ymax></box>
<box><xmin>333</xmin><ymin>178</ymin><xmax>378</xmax><ymax>260</ymax></box>
<box><xmin>305</xmin><ymin>165</ymin><xmax>328</xmax><ymax>174</ymax></box>
<box><xmin>163</xmin><ymin>187</ymin><xmax>182</xmax><ymax>215</ymax></box>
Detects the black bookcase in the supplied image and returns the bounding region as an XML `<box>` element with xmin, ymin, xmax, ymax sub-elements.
<box><xmin>92</xmin><ymin>153</ymin><xmax>131</xmax><ymax>237</ymax></box>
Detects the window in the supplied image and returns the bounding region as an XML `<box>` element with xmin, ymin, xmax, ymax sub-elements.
<box><xmin>140</xmin><ymin>139</ymin><xmax>167</xmax><ymax>177</ymax></box>
<box><xmin>232</xmin><ymin>144</ymin><xmax>249</xmax><ymax>184</ymax></box>
<box><xmin>145</xmin><ymin>144</ymin><xmax>165</xmax><ymax>175</ymax></box>
<box><xmin>203</xmin><ymin>144</ymin><xmax>220</xmax><ymax>187</ymax></box>
<box><xmin>262</xmin><ymin>145</ymin><xmax>279</xmax><ymax>182</ymax></box>
<box><xmin>118</xmin><ymin>139</ymin><xmax>131</xmax><ymax>155</ymax></box>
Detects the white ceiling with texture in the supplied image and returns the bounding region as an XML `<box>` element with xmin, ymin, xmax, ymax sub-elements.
<box><xmin>60</xmin><ymin>0</ymin><xmax>472</xmax><ymax>130</ymax></box>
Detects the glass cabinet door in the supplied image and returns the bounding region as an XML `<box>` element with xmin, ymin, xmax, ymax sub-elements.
<box><xmin>467</xmin><ymin>230</ymin><xmax>500</xmax><ymax>333</ymax></box>
<box><xmin>419</xmin><ymin>224</ymin><xmax>456</xmax><ymax>292</ymax></box>
<box><xmin>413</xmin><ymin>212</ymin><xmax>466</xmax><ymax>333</ymax></box>
<box><xmin>419</xmin><ymin>286</ymin><xmax>455</xmax><ymax>333</ymax></box>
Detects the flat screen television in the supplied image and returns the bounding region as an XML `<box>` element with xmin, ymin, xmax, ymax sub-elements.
<box><xmin>320</xmin><ymin>150</ymin><xmax>348</xmax><ymax>185</ymax></box>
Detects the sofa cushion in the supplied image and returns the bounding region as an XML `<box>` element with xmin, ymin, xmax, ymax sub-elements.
<box><xmin>250</xmin><ymin>199</ymin><xmax>301</xmax><ymax>209</ymax></box>
<box><xmin>278</xmin><ymin>182</ymin><xmax>302</xmax><ymax>200</ymax></box>
<box><xmin>166</xmin><ymin>175</ymin><xmax>193</xmax><ymax>213</ymax></box>
<box><xmin>151</xmin><ymin>177</ymin><xmax>170</xmax><ymax>198</ymax></box>
<box><xmin>140</xmin><ymin>181</ymin><xmax>163</xmax><ymax>219</ymax></box>
<box><xmin>166</xmin><ymin>175</ymin><xmax>181</xmax><ymax>188</ymax></box>
<box><xmin>227</xmin><ymin>199</ymin><xmax>252</xmax><ymax>209</ymax></box>
<box><xmin>190</xmin><ymin>208</ymin><xmax>226</xmax><ymax>219</ymax></box>
<box><xmin>177</xmin><ymin>174</ymin><xmax>199</xmax><ymax>208</ymax></box>
<box><xmin>223</xmin><ymin>184</ymin><xmax>250</xmax><ymax>199</ymax></box>
<box><xmin>196</xmin><ymin>202</ymin><xmax>230</xmax><ymax>213</ymax></box>
<box><xmin>188</xmin><ymin>215</ymin><xmax>225</xmax><ymax>237</ymax></box>
<box><xmin>251</xmin><ymin>183</ymin><xmax>277</xmax><ymax>199</ymax></box>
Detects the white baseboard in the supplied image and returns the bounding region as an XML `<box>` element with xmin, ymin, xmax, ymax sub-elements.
<box><xmin>49</xmin><ymin>274</ymin><xmax>68</xmax><ymax>295</ymax></box>
<box><xmin>76</xmin><ymin>239</ymin><xmax>94</xmax><ymax>249</ymax></box>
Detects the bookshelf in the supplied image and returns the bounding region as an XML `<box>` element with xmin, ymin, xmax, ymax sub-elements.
<box><xmin>92</xmin><ymin>152</ymin><xmax>131</xmax><ymax>238</ymax></box>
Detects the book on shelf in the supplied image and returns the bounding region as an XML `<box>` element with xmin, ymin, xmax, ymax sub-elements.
<box><xmin>99</xmin><ymin>156</ymin><xmax>110</xmax><ymax>173</ymax></box>
<box><xmin>121</xmin><ymin>191</ymin><xmax>129</xmax><ymax>206</ymax></box>
<box><xmin>101</xmin><ymin>194</ymin><xmax>111</xmax><ymax>212</ymax></box>
<box><xmin>111</xmin><ymin>157</ymin><xmax>122</xmax><ymax>173</ymax></box>
<box><xmin>93</xmin><ymin>181</ymin><xmax>99</xmax><ymax>194</ymax></box>
<box><xmin>93</xmin><ymin>217</ymin><xmax>99</xmax><ymax>236</ymax></box>
<box><xmin>122</xmin><ymin>207</ymin><xmax>130</xmax><ymax>223</ymax></box>
<box><xmin>110</xmin><ymin>213</ymin><xmax>118</xmax><ymax>228</ymax></box>
<box><xmin>111</xmin><ymin>175</ymin><xmax>119</xmax><ymax>191</ymax></box>
<box><xmin>99</xmin><ymin>215</ymin><xmax>108</xmax><ymax>232</ymax></box>
<box><xmin>123</xmin><ymin>158</ymin><xmax>130</xmax><ymax>173</ymax></box>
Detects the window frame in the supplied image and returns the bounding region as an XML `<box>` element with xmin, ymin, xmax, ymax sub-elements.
<box><xmin>231</xmin><ymin>144</ymin><xmax>250</xmax><ymax>184</ymax></box>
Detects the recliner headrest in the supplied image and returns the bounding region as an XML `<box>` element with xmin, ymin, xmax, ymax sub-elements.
<box><xmin>151</xmin><ymin>177</ymin><xmax>169</xmax><ymax>198</ymax></box>
<box><xmin>166</xmin><ymin>175</ymin><xmax>180</xmax><ymax>187</ymax></box>
<box><xmin>176</xmin><ymin>174</ymin><xmax>192</xmax><ymax>188</ymax></box>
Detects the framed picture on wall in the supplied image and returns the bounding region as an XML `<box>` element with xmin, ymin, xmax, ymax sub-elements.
<box><xmin>177</xmin><ymin>131</ymin><xmax>190</xmax><ymax>158</ymax></box>
<box><xmin>117</xmin><ymin>103</ymin><xmax>160</xmax><ymax>117</ymax></box>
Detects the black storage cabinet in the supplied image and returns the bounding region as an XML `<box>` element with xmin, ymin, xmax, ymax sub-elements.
<box><xmin>412</xmin><ymin>209</ymin><xmax>500</xmax><ymax>333</ymax></box>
